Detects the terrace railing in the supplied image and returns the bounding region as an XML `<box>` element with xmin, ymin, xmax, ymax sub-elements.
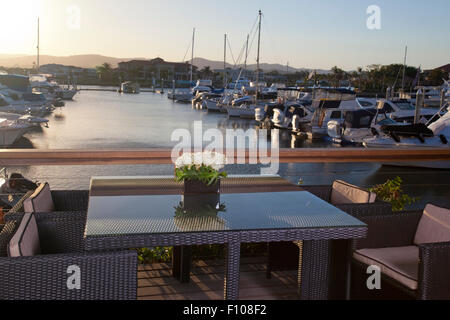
<box><xmin>1</xmin><ymin>148</ymin><xmax>450</xmax><ymax>166</ymax></box>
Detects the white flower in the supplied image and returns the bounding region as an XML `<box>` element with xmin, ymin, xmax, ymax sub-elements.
<box><xmin>175</xmin><ymin>152</ymin><xmax>226</xmax><ymax>170</ymax></box>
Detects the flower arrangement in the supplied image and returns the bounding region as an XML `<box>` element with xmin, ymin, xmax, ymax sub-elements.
<box><xmin>175</xmin><ymin>152</ymin><xmax>228</xmax><ymax>186</ymax></box>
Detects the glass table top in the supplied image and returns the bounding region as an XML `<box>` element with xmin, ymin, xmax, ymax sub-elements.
<box><xmin>85</xmin><ymin>177</ymin><xmax>366</xmax><ymax>237</ymax></box>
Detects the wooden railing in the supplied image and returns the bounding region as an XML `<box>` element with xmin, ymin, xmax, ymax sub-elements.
<box><xmin>0</xmin><ymin>148</ymin><xmax>449</xmax><ymax>166</ymax></box>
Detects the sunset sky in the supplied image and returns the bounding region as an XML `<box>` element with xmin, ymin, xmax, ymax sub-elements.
<box><xmin>1</xmin><ymin>0</ymin><xmax>449</xmax><ymax>70</ymax></box>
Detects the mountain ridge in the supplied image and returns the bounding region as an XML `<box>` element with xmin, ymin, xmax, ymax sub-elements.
<box><xmin>0</xmin><ymin>54</ymin><xmax>331</xmax><ymax>73</ymax></box>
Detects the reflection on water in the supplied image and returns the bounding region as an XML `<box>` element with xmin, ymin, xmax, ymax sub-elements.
<box><xmin>4</xmin><ymin>88</ymin><xmax>450</xmax><ymax>209</ymax></box>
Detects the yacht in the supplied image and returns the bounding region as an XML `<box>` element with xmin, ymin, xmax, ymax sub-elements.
<box><xmin>0</xmin><ymin>92</ymin><xmax>54</xmax><ymax>116</ymax></box>
<box><xmin>305</xmin><ymin>97</ymin><xmax>377</xmax><ymax>139</ymax></box>
<box><xmin>362</xmin><ymin>106</ymin><xmax>450</xmax><ymax>169</ymax></box>
<box><xmin>327</xmin><ymin>108</ymin><xmax>402</xmax><ymax>145</ymax></box>
<box><xmin>0</xmin><ymin>111</ymin><xmax>49</xmax><ymax>127</ymax></box>
<box><xmin>272</xmin><ymin>103</ymin><xmax>313</xmax><ymax>130</ymax></box>
<box><xmin>0</xmin><ymin>118</ymin><xmax>34</xmax><ymax>147</ymax></box>
<box><xmin>399</xmin><ymin>81</ymin><xmax>449</xmax><ymax>107</ymax></box>
<box><xmin>255</xmin><ymin>88</ymin><xmax>314</xmax><ymax>127</ymax></box>
<box><xmin>30</xmin><ymin>74</ymin><xmax>78</xmax><ymax>100</ymax></box>
<box><xmin>374</xmin><ymin>99</ymin><xmax>438</xmax><ymax>123</ymax></box>
<box><xmin>227</xmin><ymin>77</ymin><xmax>251</xmax><ymax>90</ymax></box>
<box><xmin>168</xmin><ymin>88</ymin><xmax>192</xmax><ymax>102</ymax></box>
<box><xmin>118</xmin><ymin>81</ymin><xmax>140</xmax><ymax>94</ymax></box>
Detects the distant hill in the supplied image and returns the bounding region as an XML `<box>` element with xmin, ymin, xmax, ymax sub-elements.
<box><xmin>0</xmin><ymin>54</ymin><xmax>146</xmax><ymax>69</ymax></box>
<box><xmin>0</xmin><ymin>53</ymin><xmax>332</xmax><ymax>73</ymax></box>
<box><xmin>191</xmin><ymin>57</ymin><xmax>331</xmax><ymax>74</ymax></box>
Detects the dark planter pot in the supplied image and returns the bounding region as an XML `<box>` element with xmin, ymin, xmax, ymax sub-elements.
<box><xmin>182</xmin><ymin>180</ymin><xmax>220</xmax><ymax>209</ymax></box>
<box><xmin>183</xmin><ymin>179</ymin><xmax>220</xmax><ymax>194</ymax></box>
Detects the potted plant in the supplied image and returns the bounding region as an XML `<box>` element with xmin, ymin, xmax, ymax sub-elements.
<box><xmin>175</xmin><ymin>152</ymin><xmax>228</xmax><ymax>194</ymax></box>
<box><xmin>175</xmin><ymin>152</ymin><xmax>228</xmax><ymax>209</ymax></box>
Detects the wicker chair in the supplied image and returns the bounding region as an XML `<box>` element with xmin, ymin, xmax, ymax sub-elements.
<box><xmin>0</xmin><ymin>211</ymin><xmax>137</xmax><ymax>300</ymax></box>
<box><xmin>8</xmin><ymin>190</ymin><xmax>89</xmax><ymax>215</ymax></box>
<box><xmin>350</xmin><ymin>208</ymin><xmax>450</xmax><ymax>300</ymax></box>
<box><xmin>266</xmin><ymin>184</ymin><xmax>392</xmax><ymax>299</ymax></box>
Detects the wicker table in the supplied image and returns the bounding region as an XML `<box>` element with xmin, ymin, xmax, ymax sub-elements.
<box><xmin>85</xmin><ymin>176</ymin><xmax>367</xmax><ymax>300</ymax></box>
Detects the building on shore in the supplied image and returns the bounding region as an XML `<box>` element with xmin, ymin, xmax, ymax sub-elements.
<box><xmin>118</xmin><ymin>58</ymin><xmax>198</xmax><ymax>83</ymax></box>
<box><xmin>39</xmin><ymin>64</ymin><xmax>97</xmax><ymax>83</ymax></box>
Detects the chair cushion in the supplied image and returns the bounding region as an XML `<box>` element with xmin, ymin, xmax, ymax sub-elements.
<box><xmin>7</xmin><ymin>213</ymin><xmax>41</xmax><ymax>257</ymax></box>
<box><xmin>331</xmin><ymin>180</ymin><xmax>377</xmax><ymax>205</ymax></box>
<box><xmin>23</xmin><ymin>183</ymin><xmax>54</xmax><ymax>213</ymax></box>
<box><xmin>353</xmin><ymin>246</ymin><xmax>419</xmax><ymax>291</ymax></box>
<box><xmin>414</xmin><ymin>204</ymin><xmax>450</xmax><ymax>245</ymax></box>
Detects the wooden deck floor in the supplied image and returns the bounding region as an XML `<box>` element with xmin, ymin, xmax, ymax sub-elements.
<box><xmin>138</xmin><ymin>257</ymin><xmax>299</xmax><ymax>300</ymax></box>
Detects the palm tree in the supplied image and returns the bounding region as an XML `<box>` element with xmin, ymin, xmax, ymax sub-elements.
<box><xmin>96</xmin><ymin>62</ymin><xmax>113</xmax><ymax>80</ymax></box>
<box><xmin>331</xmin><ymin>66</ymin><xmax>345</xmax><ymax>88</ymax></box>
<box><xmin>200</xmin><ymin>66</ymin><xmax>213</xmax><ymax>79</ymax></box>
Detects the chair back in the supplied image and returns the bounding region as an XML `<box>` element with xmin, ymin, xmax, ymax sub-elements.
<box><xmin>24</xmin><ymin>183</ymin><xmax>54</xmax><ymax>213</ymax></box>
<box><xmin>331</xmin><ymin>180</ymin><xmax>376</xmax><ymax>205</ymax></box>
<box><xmin>414</xmin><ymin>204</ymin><xmax>450</xmax><ymax>245</ymax></box>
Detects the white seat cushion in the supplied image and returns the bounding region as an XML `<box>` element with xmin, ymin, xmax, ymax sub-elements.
<box><xmin>414</xmin><ymin>204</ymin><xmax>450</xmax><ymax>245</ymax></box>
<box><xmin>23</xmin><ymin>183</ymin><xmax>54</xmax><ymax>213</ymax></box>
<box><xmin>8</xmin><ymin>213</ymin><xmax>41</xmax><ymax>257</ymax></box>
<box><xmin>331</xmin><ymin>180</ymin><xmax>377</xmax><ymax>205</ymax></box>
<box><xmin>353</xmin><ymin>246</ymin><xmax>419</xmax><ymax>291</ymax></box>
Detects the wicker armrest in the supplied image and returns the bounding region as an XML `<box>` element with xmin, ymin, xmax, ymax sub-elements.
<box><xmin>352</xmin><ymin>211</ymin><xmax>422</xmax><ymax>250</ymax></box>
<box><xmin>5</xmin><ymin>211</ymin><xmax>87</xmax><ymax>254</ymax></box>
<box><xmin>52</xmin><ymin>191</ymin><xmax>89</xmax><ymax>212</ymax></box>
<box><xmin>418</xmin><ymin>241</ymin><xmax>450</xmax><ymax>300</ymax></box>
<box><xmin>300</xmin><ymin>185</ymin><xmax>331</xmax><ymax>201</ymax></box>
<box><xmin>7</xmin><ymin>190</ymin><xmax>34</xmax><ymax>213</ymax></box>
<box><xmin>0</xmin><ymin>250</ymin><xmax>137</xmax><ymax>300</ymax></box>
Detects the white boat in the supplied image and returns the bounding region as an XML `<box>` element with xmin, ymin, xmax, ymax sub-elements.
<box><xmin>374</xmin><ymin>99</ymin><xmax>438</xmax><ymax>123</ymax></box>
<box><xmin>307</xmin><ymin>97</ymin><xmax>375</xmax><ymax>139</ymax></box>
<box><xmin>225</xmin><ymin>104</ymin><xmax>259</xmax><ymax>119</ymax></box>
<box><xmin>168</xmin><ymin>88</ymin><xmax>192</xmax><ymax>102</ymax></box>
<box><xmin>0</xmin><ymin>92</ymin><xmax>54</xmax><ymax>116</ymax></box>
<box><xmin>30</xmin><ymin>74</ymin><xmax>78</xmax><ymax>100</ymax></box>
<box><xmin>0</xmin><ymin>118</ymin><xmax>34</xmax><ymax>147</ymax></box>
<box><xmin>228</xmin><ymin>77</ymin><xmax>251</xmax><ymax>90</ymax></box>
<box><xmin>327</xmin><ymin>108</ymin><xmax>401</xmax><ymax>145</ymax></box>
<box><xmin>362</xmin><ymin>106</ymin><xmax>450</xmax><ymax>169</ymax></box>
<box><xmin>119</xmin><ymin>81</ymin><xmax>140</xmax><ymax>94</ymax></box>
<box><xmin>0</xmin><ymin>111</ymin><xmax>49</xmax><ymax>127</ymax></box>
<box><xmin>272</xmin><ymin>103</ymin><xmax>313</xmax><ymax>130</ymax></box>
<box><xmin>204</xmin><ymin>98</ymin><xmax>221</xmax><ymax>111</ymax></box>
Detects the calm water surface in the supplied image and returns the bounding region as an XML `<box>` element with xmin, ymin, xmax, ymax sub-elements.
<box><xmin>8</xmin><ymin>88</ymin><xmax>450</xmax><ymax>209</ymax></box>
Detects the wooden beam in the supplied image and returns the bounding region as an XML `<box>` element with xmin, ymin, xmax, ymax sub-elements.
<box><xmin>0</xmin><ymin>148</ymin><xmax>449</xmax><ymax>166</ymax></box>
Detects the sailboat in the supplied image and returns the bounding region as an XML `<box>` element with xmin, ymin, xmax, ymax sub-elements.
<box><xmin>224</xmin><ymin>10</ymin><xmax>273</xmax><ymax>119</ymax></box>
<box><xmin>32</xmin><ymin>19</ymin><xmax>78</xmax><ymax>100</ymax></box>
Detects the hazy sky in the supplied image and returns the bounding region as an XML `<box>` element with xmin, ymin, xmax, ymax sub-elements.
<box><xmin>1</xmin><ymin>0</ymin><xmax>449</xmax><ymax>70</ymax></box>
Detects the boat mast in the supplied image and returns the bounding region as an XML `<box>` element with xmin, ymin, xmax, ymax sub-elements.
<box><xmin>244</xmin><ymin>34</ymin><xmax>249</xmax><ymax>72</ymax></box>
<box><xmin>255</xmin><ymin>10</ymin><xmax>262</xmax><ymax>105</ymax></box>
<box><xmin>190</xmin><ymin>28</ymin><xmax>195</xmax><ymax>84</ymax></box>
<box><xmin>401</xmin><ymin>45</ymin><xmax>407</xmax><ymax>91</ymax></box>
<box><xmin>224</xmin><ymin>34</ymin><xmax>227</xmax><ymax>87</ymax></box>
<box><xmin>37</xmin><ymin>18</ymin><xmax>40</xmax><ymax>72</ymax></box>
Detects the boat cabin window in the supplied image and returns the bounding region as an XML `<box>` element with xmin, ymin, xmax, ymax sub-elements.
<box><xmin>378</xmin><ymin>118</ymin><xmax>397</xmax><ymax>126</ymax></box>
<box><xmin>359</xmin><ymin>100</ymin><xmax>374</xmax><ymax>107</ymax></box>
<box><xmin>330</xmin><ymin>111</ymin><xmax>342</xmax><ymax>119</ymax></box>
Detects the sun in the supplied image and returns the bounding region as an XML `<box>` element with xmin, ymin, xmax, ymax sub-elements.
<box><xmin>0</xmin><ymin>0</ymin><xmax>42</xmax><ymax>54</ymax></box>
